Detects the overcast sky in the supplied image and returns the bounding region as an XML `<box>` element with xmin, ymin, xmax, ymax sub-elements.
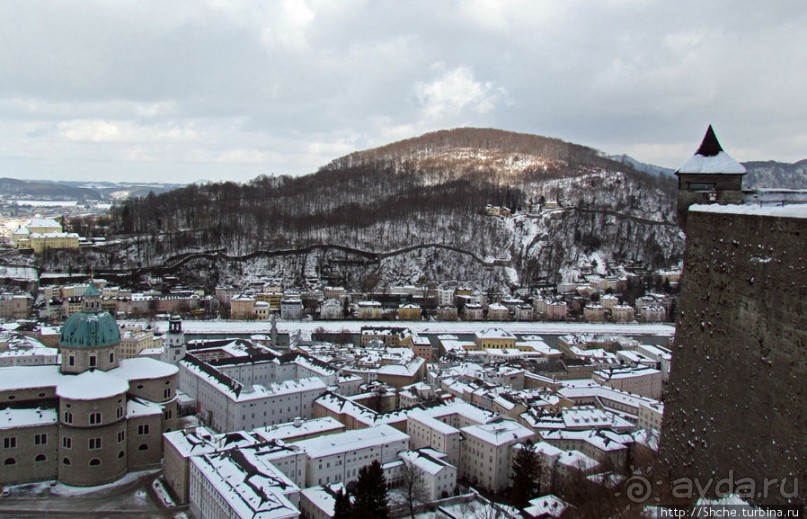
<box><xmin>1</xmin><ymin>0</ymin><xmax>805</xmax><ymax>184</ymax></box>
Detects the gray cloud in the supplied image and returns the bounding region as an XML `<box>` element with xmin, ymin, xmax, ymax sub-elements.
<box><xmin>0</xmin><ymin>0</ymin><xmax>805</xmax><ymax>183</ymax></box>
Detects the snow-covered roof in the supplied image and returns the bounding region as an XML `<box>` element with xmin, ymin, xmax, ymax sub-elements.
<box><xmin>127</xmin><ymin>397</ymin><xmax>163</xmax><ymax>417</ymax></box>
<box><xmin>676</xmin><ymin>125</ymin><xmax>746</xmax><ymax>175</ymax></box>
<box><xmin>0</xmin><ymin>407</ymin><xmax>58</xmax><ymax>430</ymax></box>
<box><xmin>295</xmin><ymin>424</ymin><xmax>408</xmax><ymax>459</ymax></box>
<box><xmin>474</xmin><ymin>327</ymin><xmax>516</xmax><ymax>339</ymax></box>
<box><xmin>56</xmin><ymin>370</ymin><xmax>129</xmax><ymax>400</ymax></box>
<box><xmin>163</xmin><ymin>426</ymin><xmax>221</xmax><ymax>457</ymax></box>
<box><xmin>0</xmin><ymin>365</ymin><xmax>63</xmax><ymax>391</ymax></box>
<box><xmin>254</xmin><ymin>417</ymin><xmax>345</xmax><ymax>443</ymax></box>
<box><xmin>677</xmin><ymin>152</ymin><xmax>746</xmax><ymax>174</ymax></box>
<box><xmin>462</xmin><ymin>419</ymin><xmax>533</xmax><ymax>446</ymax></box>
<box><xmin>27</xmin><ymin>218</ymin><xmax>61</xmax><ymax>229</ymax></box>
<box><xmin>557</xmin><ymin>449</ymin><xmax>600</xmax><ymax>471</ymax></box>
<box><xmin>593</xmin><ymin>366</ymin><xmax>661</xmax><ymax>380</ymax></box>
<box><xmin>190</xmin><ymin>450</ymin><xmax>300</xmax><ymax>519</ymax></box>
<box><xmin>524</xmin><ymin>494</ymin><xmax>569</xmax><ymax>518</ymax></box>
<box><xmin>690</xmin><ymin>203</ymin><xmax>807</xmax><ymax>219</ymax></box>
<box><xmin>399</xmin><ymin>449</ymin><xmax>454</xmax><ymax>475</ymax></box>
<box><xmin>300</xmin><ymin>483</ymin><xmax>344</xmax><ymax>517</ymax></box>
<box><xmin>533</xmin><ymin>441</ymin><xmax>564</xmax><ymax>459</ymax></box>
<box><xmin>111</xmin><ymin>357</ymin><xmax>178</xmax><ymax>381</ymax></box>
<box><xmin>542</xmin><ymin>429</ymin><xmax>629</xmax><ymax>452</ymax></box>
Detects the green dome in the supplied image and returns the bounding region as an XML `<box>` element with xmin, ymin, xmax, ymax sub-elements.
<box><xmin>60</xmin><ymin>311</ymin><xmax>121</xmax><ymax>348</ymax></box>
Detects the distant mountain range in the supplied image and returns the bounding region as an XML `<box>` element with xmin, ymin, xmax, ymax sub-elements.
<box><xmin>0</xmin><ymin>178</ymin><xmax>185</xmax><ymax>201</ymax></box>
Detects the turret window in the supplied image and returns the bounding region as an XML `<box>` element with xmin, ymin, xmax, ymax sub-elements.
<box><xmin>64</xmin><ymin>412</ymin><xmax>73</xmax><ymax>423</ymax></box>
<box><xmin>89</xmin><ymin>412</ymin><xmax>102</xmax><ymax>425</ymax></box>
<box><xmin>89</xmin><ymin>458</ymin><xmax>101</xmax><ymax>466</ymax></box>
<box><xmin>89</xmin><ymin>438</ymin><xmax>101</xmax><ymax>450</ymax></box>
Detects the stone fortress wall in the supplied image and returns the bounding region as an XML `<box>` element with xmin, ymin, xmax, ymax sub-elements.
<box><xmin>659</xmin><ymin>208</ymin><xmax>807</xmax><ymax>505</ymax></box>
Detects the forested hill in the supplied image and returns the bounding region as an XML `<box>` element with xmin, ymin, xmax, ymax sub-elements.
<box><xmin>93</xmin><ymin>128</ymin><xmax>682</xmax><ymax>290</ymax></box>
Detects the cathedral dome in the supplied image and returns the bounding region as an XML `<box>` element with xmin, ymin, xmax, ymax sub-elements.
<box><xmin>60</xmin><ymin>310</ymin><xmax>120</xmax><ymax>348</ymax></box>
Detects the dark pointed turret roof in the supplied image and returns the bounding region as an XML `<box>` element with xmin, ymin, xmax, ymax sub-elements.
<box><xmin>694</xmin><ymin>125</ymin><xmax>723</xmax><ymax>157</ymax></box>
<box><xmin>676</xmin><ymin>124</ymin><xmax>746</xmax><ymax>175</ymax></box>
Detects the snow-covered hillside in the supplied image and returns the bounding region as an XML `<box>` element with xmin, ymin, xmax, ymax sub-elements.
<box><xmin>40</xmin><ymin>128</ymin><xmax>684</xmax><ymax>292</ymax></box>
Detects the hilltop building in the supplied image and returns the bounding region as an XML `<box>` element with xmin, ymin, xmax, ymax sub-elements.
<box><xmin>0</xmin><ymin>284</ymin><xmax>178</xmax><ymax>487</ymax></box>
<box><xmin>10</xmin><ymin>217</ymin><xmax>80</xmax><ymax>253</ymax></box>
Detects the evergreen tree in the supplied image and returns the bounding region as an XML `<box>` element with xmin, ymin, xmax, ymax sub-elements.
<box><xmin>511</xmin><ymin>439</ymin><xmax>541</xmax><ymax>508</ymax></box>
<box><xmin>351</xmin><ymin>460</ymin><xmax>389</xmax><ymax>519</ymax></box>
<box><xmin>333</xmin><ymin>488</ymin><xmax>353</xmax><ymax>519</ymax></box>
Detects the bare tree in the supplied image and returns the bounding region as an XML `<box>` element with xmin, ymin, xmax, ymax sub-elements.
<box><xmin>400</xmin><ymin>455</ymin><xmax>429</xmax><ymax>519</ymax></box>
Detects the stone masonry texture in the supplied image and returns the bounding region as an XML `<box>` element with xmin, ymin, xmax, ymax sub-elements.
<box><xmin>659</xmin><ymin>209</ymin><xmax>806</xmax><ymax>505</ymax></box>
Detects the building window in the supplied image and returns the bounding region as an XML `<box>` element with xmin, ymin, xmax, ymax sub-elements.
<box><xmin>89</xmin><ymin>438</ymin><xmax>102</xmax><ymax>450</ymax></box>
<box><xmin>64</xmin><ymin>411</ymin><xmax>73</xmax><ymax>424</ymax></box>
<box><xmin>4</xmin><ymin>457</ymin><xmax>15</xmax><ymax>465</ymax></box>
<box><xmin>3</xmin><ymin>437</ymin><xmax>16</xmax><ymax>449</ymax></box>
<box><xmin>89</xmin><ymin>412</ymin><xmax>102</xmax><ymax>425</ymax></box>
<box><xmin>137</xmin><ymin>424</ymin><xmax>149</xmax><ymax>435</ymax></box>
<box><xmin>68</xmin><ymin>356</ymin><xmax>75</xmax><ymax>366</ymax></box>
<box><xmin>138</xmin><ymin>444</ymin><xmax>148</xmax><ymax>451</ymax></box>
<box><xmin>89</xmin><ymin>458</ymin><xmax>101</xmax><ymax>466</ymax></box>
<box><xmin>35</xmin><ymin>454</ymin><xmax>47</xmax><ymax>462</ymax></box>
<box><xmin>118</xmin><ymin>431</ymin><xmax>125</xmax><ymax>443</ymax></box>
<box><xmin>7</xmin><ymin>395</ymin><xmax>15</xmax><ymax>401</ymax></box>
<box><xmin>117</xmin><ymin>406</ymin><xmax>123</xmax><ymax>419</ymax></box>
<box><xmin>34</xmin><ymin>433</ymin><xmax>47</xmax><ymax>446</ymax></box>
<box><xmin>62</xmin><ymin>437</ymin><xmax>72</xmax><ymax>449</ymax></box>
<box><xmin>118</xmin><ymin>451</ymin><xmax>125</xmax><ymax>459</ymax></box>
<box><xmin>89</xmin><ymin>356</ymin><xmax>97</xmax><ymax>367</ymax></box>
<box><xmin>164</xmin><ymin>409</ymin><xmax>172</xmax><ymax>420</ymax></box>
<box><xmin>63</xmin><ymin>457</ymin><xmax>71</xmax><ymax>465</ymax></box>
<box><xmin>163</xmin><ymin>388</ymin><xmax>171</xmax><ymax>399</ymax></box>
<box><xmin>109</xmin><ymin>352</ymin><xmax>114</xmax><ymax>363</ymax></box>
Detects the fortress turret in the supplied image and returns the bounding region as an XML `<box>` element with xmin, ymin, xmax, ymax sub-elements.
<box><xmin>675</xmin><ymin>125</ymin><xmax>746</xmax><ymax>227</ymax></box>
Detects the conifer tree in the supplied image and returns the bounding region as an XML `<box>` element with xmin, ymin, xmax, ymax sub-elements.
<box><xmin>333</xmin><ymin>487</ymin><xmax>352</xmax><ymax>519</ymax></box>
<box><xmin>351</xmin><ymin>460</ymin><xmax>389</xmax><ymax>519</ymax></box>
<box><xmin>511</xmin><ymin>439</ymin><xmax>541</xmax><ymax>508</ymax></box>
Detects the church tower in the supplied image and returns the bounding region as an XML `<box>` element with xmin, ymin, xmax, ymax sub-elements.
<box><xmin>161</xmin><ymin>314</ymin><xmax>186</xmax><ymax>364</ymax></box>
<box><xmin>675</xmin><ymin>125</ymin><xmax>746</xmax><ymax>227</ymax></box>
